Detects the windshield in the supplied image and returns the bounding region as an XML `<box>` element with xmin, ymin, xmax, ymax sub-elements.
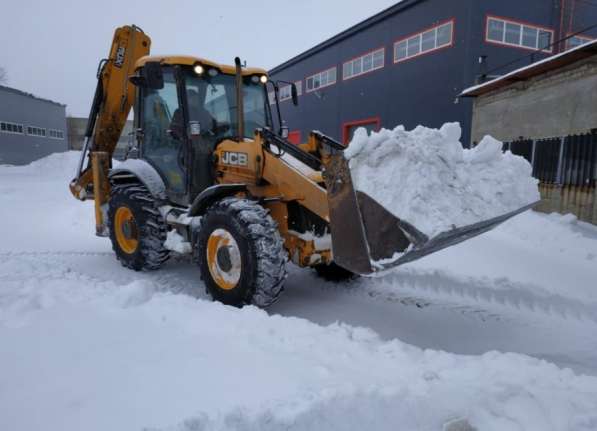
<box><xmin>184</xmin><ymin>70</ymin><xmax>271</xmax><ymax>139</ymax></box>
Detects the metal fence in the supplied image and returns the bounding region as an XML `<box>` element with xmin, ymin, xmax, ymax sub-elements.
<box><xmin>505</xmin><ymin>132</ymin><xmax>597</xmax><ymax>225</ymax></box>
<box><xmin>506</xmin><ymin>132</ymin><xmax>597</xmax><ymax>187</ymax></box>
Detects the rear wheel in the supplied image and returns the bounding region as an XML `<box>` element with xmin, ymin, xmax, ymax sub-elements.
<box><xmin>197</xmin><ymin>197</ymin><xmax>287</xmax><ymax>307</ymax></box>
<box><xmin>108</xmin><ymin>183</ymin><xmax>170</xmax><ymax>271</ymax></box>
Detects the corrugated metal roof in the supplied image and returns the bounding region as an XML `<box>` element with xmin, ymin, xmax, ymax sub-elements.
<box><xmin>269</xmin><ymin>0</ymin><xmax>421</xmax><ymax>75</ymax></box>
<box><xmin>0</xmin><ymin>84</ymin><xmax>66</xmax><ymax>107</ymax></box>
<box><xmin>460</xmin><ymin>39</ymin><xmax>597</xmax><ymax>97</ymax></box>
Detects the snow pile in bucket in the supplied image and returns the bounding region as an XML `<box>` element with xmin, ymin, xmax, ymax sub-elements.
<box><xmin>345</xmin><ymin>123</ymin><xmax>540</xmax><ymax>239</ymax></box>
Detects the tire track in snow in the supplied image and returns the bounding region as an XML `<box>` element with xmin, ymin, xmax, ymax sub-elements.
<box><xmin>361</xmin><ymin>268</ymin><xmax>597</xmax><ymax>325</ymax></box>
<box><xmin>3</xmin><ymin>251</ymin><xmax>596</xmax><ymax>326</ymax></box>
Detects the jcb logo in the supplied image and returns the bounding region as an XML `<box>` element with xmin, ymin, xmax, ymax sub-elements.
<box><xmin>222</xmin><ymin>151</ymin><xmax>248</xmax><ymax>167</ymax></box>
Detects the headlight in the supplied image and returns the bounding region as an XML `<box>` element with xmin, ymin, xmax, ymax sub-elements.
<box><xmin>260</xmin><ymin>75</ymin><xmax>268</xmax><ymax>84</ymax></box>
<box><xmin>194</xmin><ymin>64</ymin><xmax>204</xmax><ymax>75</ymax></box>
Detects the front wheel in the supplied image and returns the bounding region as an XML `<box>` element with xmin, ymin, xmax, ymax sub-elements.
<box><xmin>196</xmin><ymin>197</ymin><xmax>287</xmax><ymax>307</ymax></box>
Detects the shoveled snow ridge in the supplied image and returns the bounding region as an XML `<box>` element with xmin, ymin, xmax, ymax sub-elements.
<box><xmin>1</xmin><ymin>262</ymin><xmax>597</xmax><ymax>431</ymax></box>
<box><xmin>345</xmin><ymin>123</ymin><xmax>540</xmax><ymax>239</ymax></box>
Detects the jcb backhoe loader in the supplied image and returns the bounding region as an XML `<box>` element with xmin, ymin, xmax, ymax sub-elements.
<box><xmin>70</xmin><ymin>25</ymin><xmax>533</xmax><ymax>307</ymax></box>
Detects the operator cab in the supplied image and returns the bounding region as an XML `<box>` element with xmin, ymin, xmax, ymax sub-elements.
<box><xmin>130</xmin><ymin>56</ymin><xmax>276</xmax><ymax>206</ymax></box>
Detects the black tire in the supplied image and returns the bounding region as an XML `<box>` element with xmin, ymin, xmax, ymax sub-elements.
<box><xmin>196</xmin><ymin>197</ymin><xmax>287</xmax><ymax>307</ymax></box>
<box><xmin>313</xmin><ymin>262</ymin><xmax>359</xmax><ymax>282</ymax></box>
<box><xmin>108</xmin><ymin>182</ymin><xmax>170</xmax><ymax>271</ymax></box>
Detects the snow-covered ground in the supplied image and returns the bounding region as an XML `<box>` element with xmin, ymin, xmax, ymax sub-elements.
<box><xmin>1</xmin><ymin>152</ymin><xmax>597</xmax><ymax>431</ymax></box>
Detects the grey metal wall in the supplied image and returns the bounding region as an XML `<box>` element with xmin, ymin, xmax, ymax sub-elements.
<box><xmin>0</xmin><ymin>86</ymin><xmax>67</xmax><ymax>165</ymax></box>
<box><xmin>269</xmin><ymin>0</ymin><xmax>597</xmax><ymax>147</ymax></box>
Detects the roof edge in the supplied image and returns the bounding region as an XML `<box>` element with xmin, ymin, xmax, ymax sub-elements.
<box><xmin>459</xmin><ymin>39</ymin><xmax>597</xmax><ymax>98</ymax></box>
<box><xmin>0</xmin><ymin>84</ymin><xmax>66</xmax><ymax>108</ymax></box>
<box><xmin>269</xmin><ymin>0</ymin><xmax>422</xmax><ymax>75</ymax></box>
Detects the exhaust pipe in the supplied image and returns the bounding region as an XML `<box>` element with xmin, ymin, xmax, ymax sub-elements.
<box><xmin>234</xmin><ymin>57</ymin><xmax>244</xmax><ymax>142</ymax></box>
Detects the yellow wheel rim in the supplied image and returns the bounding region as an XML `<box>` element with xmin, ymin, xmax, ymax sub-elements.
<box><xmin>206</xmin><ymin>229</ymin><xmax>241</xmax><ymax>291</ymax></box>
<box><xmin>114</xmin><ymin>206</ymin><xmax>139</xmax><ymax>254</ymax></box>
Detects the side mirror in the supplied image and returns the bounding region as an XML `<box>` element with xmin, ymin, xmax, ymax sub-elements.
<box><xmin>129</xmin><ymin>62</ymin><xmax>164</xmax><ymax>89</ymax></box>
<box><xmin>291</xmin><ymin>83</ymin><xmax>299</xmax><ymax>106</ymax></box>
<box><xmin>281</xmin><ymin>125</ymin><xmax>289</xmax><ymax>139</ymax></box>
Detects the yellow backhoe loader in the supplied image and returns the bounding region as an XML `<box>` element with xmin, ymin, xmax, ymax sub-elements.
<box><xmin>70</xmin><ymin>25</ymin><xmax>532</xmax><ymax>307</ymax></box>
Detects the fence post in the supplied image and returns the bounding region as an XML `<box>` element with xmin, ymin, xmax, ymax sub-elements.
<box><xmin>531</xmin><ymin>139</ymin><xmax>537</xmax><ymax>168</ymax></box>
<box><xmin>556</xmin><ymin>136</ymin><xmax>566</xmax><ymax>185</ymax></box>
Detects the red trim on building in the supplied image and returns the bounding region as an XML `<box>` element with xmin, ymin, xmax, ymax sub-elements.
<box><xmin>342</xmin><ymin>46</ymin><xmax>386</xmax><ymax>81</ymax></box>
<box><xmin>392</xmin><ymin>18</ymin><xmax>456</xmax><ymax>64</ymax></box>
<box><xmin>342</xmin><ymin>117</ymin><xmax>381</xmax><ymax>145</ymax></box>
<box><xmin>484</xmin><ymin>14</ymin><xmax>554</xmax><ymax>53</ymax></box>
<box><xmin>287</xmin><ymin>130</ymin><xmax>301</xmax><ymax>145</ymax></box>
<box><xmin>305</xmin><ymin>66</ymin><xmax>337</xmax><ymax>93</ymax></box>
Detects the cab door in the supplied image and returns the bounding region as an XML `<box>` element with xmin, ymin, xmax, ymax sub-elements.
<box><xmin>139</xmin><ymin>67</ymin><xmax>188</xmax><ymax>204</ymax></box>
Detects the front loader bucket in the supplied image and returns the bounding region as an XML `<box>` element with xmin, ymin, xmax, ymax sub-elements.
<box><xmin>323</xmin><ymin>152</ymin><xmax>537</xmax><ymax>275</ymax></box>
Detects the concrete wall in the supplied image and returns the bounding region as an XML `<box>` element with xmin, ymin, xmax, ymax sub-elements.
<box><xmin>470</xmin><ymin>58</ymin><xmax>597</xmax><ymax>143</ymax></box>
<box><xmin>0</xmin><ymin>86</ymin><xmax>67</xmax><ymax>165</ymax></box>
<box><xmin>537</xmin><ymin>184</ymin><xmax>597</xmax><ymax>225</ymax></box>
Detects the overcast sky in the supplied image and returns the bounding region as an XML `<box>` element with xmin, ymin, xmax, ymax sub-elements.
<box><xmin>0</xmin><ymin>0</ymin><xmax>398</xmax><ymax>116</ymax></box>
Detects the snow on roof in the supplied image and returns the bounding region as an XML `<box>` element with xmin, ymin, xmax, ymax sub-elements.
<box><xmin>460</xmin><ymin>38</ymin><xmax>597</xmax><ymax>98</ymax></box>
<box><xmin>0</xmin><ymin>84</ymin><xmax>66</xmax><ymax>107</ymax></box>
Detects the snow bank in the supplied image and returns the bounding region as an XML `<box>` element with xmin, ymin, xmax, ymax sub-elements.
<box><xmin>346</xmin><ymin>123</ymin><xmax>540</xmax><ymax>238</ymax></box>
<box><xmin>1</xmin><ymin>260</ymin><xmax>597</xmax><ymax>431</ymax></box>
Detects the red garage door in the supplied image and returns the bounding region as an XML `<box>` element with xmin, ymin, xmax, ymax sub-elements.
<box><xmin>288</xmin><ymin>130</ymin><xmax>301</xmax><ymax>145</ymax></box>
<box><xmin>342</xmin><ymin>117</ymin><xmax>381</xmax><ymax>145</ymax></box>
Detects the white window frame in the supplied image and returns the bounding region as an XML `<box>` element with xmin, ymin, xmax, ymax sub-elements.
<box><xmin>393</xmin><ymin>20</ymin><xmax>454</xmax><ymax>64</ymax></box>
<box><xmin>27</xmin><ymin>126</ymin><xmax>47</xmax><ymax>137</ymax></box>
<box><xmin>343</xmin><ymin>47</ymin><xmax>385</xmax><ymax>80</ymax></box>
<box><xmin>0</xmin><ymin>121</ymin><xmax>24</xmax><ymax>135</ymax></box>
<box><xmin>279</xmin><ymin>81</ymin><xmax>303</xmax><ymax>102</ymax></box>
<box><xmin>49</xmin><ymin>129</ymin><xmax>64</xmax><ymax>139</ymax></box>
<box><xmin>485</xmin><ymin>16</ymin><xmax>554</xmax><ymax>53</ymax></box>
<box><xmin>566</xmin><ymin>34</ymin><xmax>593</xmax><ymax>51</ymax></box>
<box><xmin>306</xmin><ymin>67</ymin><xmax>337</xmax><ymax>93</ymax></box>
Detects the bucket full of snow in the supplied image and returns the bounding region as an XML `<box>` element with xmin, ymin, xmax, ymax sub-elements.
<box><xmin>322</xmin><ymin>123</ymin><xmax>540</xmax><ymax>275</ymax></box>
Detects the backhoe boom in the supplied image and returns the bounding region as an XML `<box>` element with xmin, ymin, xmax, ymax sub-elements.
<box><xmin>70</xmin><ymin>25</ymin><xmax>150</xmax><ymax>235</ymax></box>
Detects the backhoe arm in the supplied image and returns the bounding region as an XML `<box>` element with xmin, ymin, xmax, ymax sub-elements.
<box><xmin>69</xmin><ymin>25</ymin><xmax>150</xmax><ymax>235</ymax></box>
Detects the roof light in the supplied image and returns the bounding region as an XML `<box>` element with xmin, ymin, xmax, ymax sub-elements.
<box><xmin>194</xmin><ymin>64</ymin><xmax>204</xmax><ymax>75</ymax></box>
<box><xmin>260</xmin><ymin>75</ymin><xmax>268</xmax><ymax>84</ymax></box>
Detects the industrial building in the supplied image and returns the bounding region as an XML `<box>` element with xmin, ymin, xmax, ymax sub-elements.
<box><xmin>0</xmin><ymin>85</ymin><xmax>67</xmax><ymax>165</ymax></box>
<box><xmin>268</xmin><ymin>0</ymin><xmax>597</xmax><ymax>146</ymax></box>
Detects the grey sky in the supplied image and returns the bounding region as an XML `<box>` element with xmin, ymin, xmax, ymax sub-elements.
<box><xmin>1</xmin><ymin>0</ymin><xmax>398</xmax><ymax>116</ymax></box>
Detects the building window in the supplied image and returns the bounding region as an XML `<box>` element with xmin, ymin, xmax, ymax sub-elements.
<box><xmin>49</xmin><ymin>129</ymin><xmax>64</xmax><ymax>139</ymax></box>
<box><xmin>394</xmin><ymin>20</ymin><xmax>454</xmax><ymax>63</ymax></box>
<box><xmin>27</xmin><ymin>126</ymin><xmax>46</xmax><ymax>137</ymax></box>
<box><xmin>485</xmin><ymin>16</ymin><xmax>553</xmax><ymax>52</ymax></box>
<box><xmin>567</xmin><ymin>34</ymin><xmax>593</xmax><ymax>50</ymax></box>
<box><xmin>0</xmin><ymin>121</ymin><xmax>24</xmax><ymax>134</ymax></box>
<box><xmin>342</xmin><ymin>117</ymin><xmax>381</xmax><ymax>145</ymax></box>
<box><xmin>343</xmin><ymin>48</ymin><xmax>385</xmax><ymax>80</ymax></box>
<box><xmin>306</xmin><ymin>67</ymin><xmax>337</xmax><ymax>92</ymax></box>
<box><xmin>279</xmin><ymin>81</ymin><xmax>302</xmax><ymax>102</ymax></box>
